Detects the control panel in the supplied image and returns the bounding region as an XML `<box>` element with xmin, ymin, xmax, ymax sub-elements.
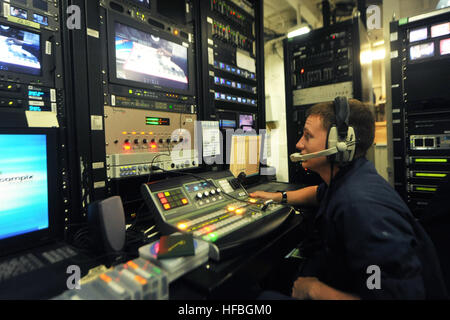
<box><xmin>105</xmin><ymin>106</ymin><xmax>198</xmax><ymax>179</ymax></box>
<box><xmin>141</xmin><ymin>170</ymin><xmax>290</xmax><ymax>261</ymax></box>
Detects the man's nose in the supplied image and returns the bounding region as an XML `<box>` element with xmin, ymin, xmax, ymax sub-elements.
<box><xmin>296</xmin><ymin>137</ymin><xmax>304</xmax><ymax>150</ymax></box>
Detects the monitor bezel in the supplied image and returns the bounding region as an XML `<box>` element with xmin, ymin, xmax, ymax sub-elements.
<box><xmin>107</xmin><ymin>11</ymin><xmax>195</xmax><ymax>96</ymax></box>
<box><xmin>0</xmin><ymin>127</ymin><xmax>59</xmax><ymax>257</ymax></box>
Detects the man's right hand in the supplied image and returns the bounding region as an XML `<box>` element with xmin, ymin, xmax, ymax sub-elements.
<box><xmin>248</xmin><ymin>191</ymin><xmax>281</xmax><ymax>201</ymax></box>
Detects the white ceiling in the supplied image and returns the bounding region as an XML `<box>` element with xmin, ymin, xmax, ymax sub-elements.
<box><xmin>263</xmin><ymin>0</ymin><xmax>441</xmax><ymax>42</ymax></box>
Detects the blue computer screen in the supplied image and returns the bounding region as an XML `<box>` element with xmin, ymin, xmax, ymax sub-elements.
<box><xmin>0</xmin><ymin>134</ymin><xmax>49</xmax><ymax>240</ymax></box>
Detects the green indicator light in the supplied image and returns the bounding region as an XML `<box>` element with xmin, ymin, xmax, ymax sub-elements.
<box><xmin>415</xmin><ymin>173</ymin><xmax>447</xmax><ymax>178</ymax></box>
<box><xmin>399</xmin><ymin>18</ymin><xmax>408</xmax><ymax>25</ymax></box>
<box><xmin>169</xmin><ymin>105</ymin><xmax>173</xmax><ymax>109</ymax></box>
<box><xmin>415</xmin><ymin>187</ymin><xmax>437</xmax><ymax>192</ymax></box>
<box><xmin>152</xmin><ymin>267</ymin><xmax>161</xmax><ymax>275</ymax></box>
<box><xmin>414</xmin><ymin>158</ymin><xmax>447</xmax><ymax>163</ymax></box>
<box><xmin>209</xmin><ymin>233</ymin><xmax>218</xmax><ymax>242</ymax></box>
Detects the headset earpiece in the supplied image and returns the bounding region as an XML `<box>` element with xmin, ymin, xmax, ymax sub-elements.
<box><xmin>327</xmin><ymin>97</ymin><xmax>356</xmax><ymax>165</ymax></box>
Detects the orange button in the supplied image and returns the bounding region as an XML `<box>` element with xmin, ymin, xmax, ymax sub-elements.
<box><xmin>181</xmin><ymin>198</ymin><xmax>188</xmax><ymax>205</ymax></box>
<box><xmin>160</xmin><ymin>198</ymin><xmax>168</xmax><ymax>204</ymax></box>
<box><xmin>163</xmin><ymin>204</ymin><xmax>171</xmax><ymax>210</ymax></box>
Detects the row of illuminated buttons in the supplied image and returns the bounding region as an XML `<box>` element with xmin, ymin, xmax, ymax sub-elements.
<box><xmin>179</xmin><ymin>202</ymin><xmax>245</xmax><ymax>230</ymax></box>
<box><xmin>202</xmin><ymin>217</ymin><xmax>253</xmax><ymax>242</ymax></box>
<box><xmin>193</xmin><ymin>215</ymin><xmax>243</xmax><ymax>237</ymax></box>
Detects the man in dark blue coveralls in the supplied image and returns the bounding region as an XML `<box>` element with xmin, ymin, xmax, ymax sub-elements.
<box><xmin>251</xmin><ymin>98</ymin><xmax>448</xmax><ymax>300</ymax></box>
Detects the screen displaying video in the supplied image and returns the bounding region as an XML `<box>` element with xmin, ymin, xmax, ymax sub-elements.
<box><xmin>10</xmin><ymin>6</ymin><xmax>28</xmax><ymax>19</ymax></box>
<box><xmin>0</xmin><ymin>134</ymin><xmax>49</xmax><ymax>241</ymax></box>
<box><xmin>33</xmin><ymin>14</ymin><xmax>48</xmax><ymax>26</ymax></box>
<box><xmin>410</xmin><ymin>42</ymin><xmax>435</xmax><ymax>60</ymax></box>
<box><xmin>0</xmin><ymin>24</ymin><xmax>41</xmax><ymax>76</ymax></box>
<box><xmin>115</xmin><ymin>22</ymin><xmax>189</xmax><ymax>91</ymax></box>
<box><xmin>239</xmin><ymin>114</ymin><xmax>254</xmax><ymax>131</ymax></box>
<box><xmin>441</xmin><ymin>38</ymin><xmax>450</xmax><ymax>55</ymax></box>
<box><xmin>431</xmin><ymin>22</ymin><xmax>450</xmax><ymax>38</ymax></box>
<box><xmin>409</xmin><ymin>27</ymin><xmax>428</xmax><ymax>43</ymax></box>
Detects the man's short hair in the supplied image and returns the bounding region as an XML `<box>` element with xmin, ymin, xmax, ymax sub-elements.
<box><xmin>306</xmin><ymin>99</ymin><xmax>375</xmax><ymax>159</ymax></box>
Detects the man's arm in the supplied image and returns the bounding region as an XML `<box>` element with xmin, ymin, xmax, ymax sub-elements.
<box><xmin>292</xmin><ymin>277</ymin><xmax>360</xmax><ymax>300</ymax></box>
<box><xmin>249</xmin><ymin>185</ymin><xmax>319</xmax><ymax>206</ymax></box>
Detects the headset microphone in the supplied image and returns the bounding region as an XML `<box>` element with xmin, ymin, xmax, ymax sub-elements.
<box><xmin>290</xmin><ymin>141</ymin><xmax>350</xmax><ymax>162</ymax></box>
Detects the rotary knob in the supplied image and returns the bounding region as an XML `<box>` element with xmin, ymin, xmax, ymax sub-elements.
<box><xmin>196</xmin><ymin>193</ymin><xmax>203</xmax><ymax>199</ymax></box>
<box><xmin>210</xmin><ymin>189</ymin><xmax>216</xmax><ymax>195</ymax></box>
<box><xmin>203</xmin><ymin>191</ymin><xmax>210</xmax><ymax>197</ymax></box>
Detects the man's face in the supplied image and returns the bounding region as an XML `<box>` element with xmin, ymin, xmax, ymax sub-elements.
<box><xmin>295</xmin><ymin>114</ymin><xmax>329</xmax><ymax>172</ymax></box>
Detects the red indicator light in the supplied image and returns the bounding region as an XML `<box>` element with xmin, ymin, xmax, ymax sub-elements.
<box><xmin>123</xmin><ymin>143</ymin><xmax>131</xmax><ymax>151</ymax></box>
<box><xmin>301</xmin><ymin>68</ymin><xmax>305</xmax><ymax>74</ymax></box>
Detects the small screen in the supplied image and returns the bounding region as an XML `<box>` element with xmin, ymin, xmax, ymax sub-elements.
<box><xmin>239</xmin><ymin>114</ymin><xmax>254</xmax><ymax>131</ymax></box>
<box><xmin>409</xmin><ymin>27</ymin><xmax>428</xmax><ymax>42</ymax></box>
<box><xmin>10</xmin><ymin>6</ymin><xmax>28</xmax><ymax>19</ymax></box>
<box><xmin>115</xmin><ymin>22</ymin><xmax>189</xmax><ymax>91</ymax></box>
<box><xmin>441</xmin><ymin>38</ymin><xmax>450</xmax><ymax>55</ymax></box>
<box><xmin>229</xmin><ymin>134</ymin><xmax>261</xmax><ymax>178</ymax></box>
<box><xmin>0</xmin><ymin>24</ymin><xmax>41</xmax><ymax>75</ymax></box>
<box><xmin>431</xmin><ymin>22</ymin><xmax>450</xmax><ymax>38</ymax></box>
<box><xmin>410</xmin><ymin>42</ymin><xmax>435</xmax><ymax>60</ymax></box>
<box><xmin>0</xmin><ymin>134</ymin><xmax>49</xmax><ymax>241</ymax></box>
<box><xmin>33</xmin><ymin>0</ymin><xmax>48</xmax><ymax>11</ymax></box>
<box><xmin>201</xmin><ymin>121</ymin><xmax>221</xmax><ymax>157</ymax></box>
<box><xmin>33</xmin><ymin>14</ymin><xmax>48</xmax><ymax>26</ymax></box>
<box><xmin>219</xmin><ymin>119</ymin><xmax>237</xmax><ymax>129</ymax></box>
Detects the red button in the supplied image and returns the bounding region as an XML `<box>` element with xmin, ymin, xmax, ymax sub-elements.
<box><xmin>160</xmin><ymin>198</ymin><xmax>168</xmax><ymax>204</ymax></box>
<box><xmin>157</xmin><ymin>193</ymin><xmax>165</xmax><ymax>199</ymax></box>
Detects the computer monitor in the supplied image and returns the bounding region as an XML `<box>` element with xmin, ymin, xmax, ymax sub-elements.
<box><xmin>0</xmin><ymin>128</ymin><xmax>59</xmax><ymax>256</ymax></box>
<box><xmin>229</xmin><ymin>133</ymin><xmax>261</xmax><ymax>178</ymax></box>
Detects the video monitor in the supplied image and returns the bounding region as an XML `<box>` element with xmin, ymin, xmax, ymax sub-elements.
<box><xmin>0</xmin><ymin>128</ymin><xmax>58</xmax><ymax>255</ymax></box>
<box><xmin>239</xmin><ymin>114</ymin><xmax>254</xmax><ymax>131</ymax></box>
<box><xmin>10</xmin><ymin>6</ymin><xmax>28</xmax><ymax>19</ymax></box>
<box><xmin>431</xmin><ymin>22</ymin><xmax>450</xmax><ymax>38</ymax></box>
<box><xmin>441</xmin><ymin>38</ymin><xmax>450</xmax><ymax>55</ymax></box>
<box><xmin>229</xmin><ymin>134</ymin><xmax>261</xmax><ymax>178</ymax></box>
<box><xmin>0</xmin><ymin>24</ymin><xmax>41</xmax><ymax>76</ymax></box>
<box><xmin>33</xmin><ymin>0</ymin><xmax>49</xmax><ymax>11</ymax></box>
<box><xmin>410</xmin><ymin>42</ymin><xmax>435</xmax><ymax>60</ymax></box>
<box><xmin>33</xmin><ymin>13</ymin><xmax>48</xmax><ymax>26</ymax></box>
<box><xmin>409</xmin><ymin>27</ymin><xmax>428</xmax><ymax>43</ymax></box>
<box><xmin>115</xmin><ymin>22</ymin><xmax>189</xmax><ymax>91</ymax></box>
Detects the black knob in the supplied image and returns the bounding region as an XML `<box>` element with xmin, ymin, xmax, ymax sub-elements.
<box><xmin>134</xmin><ymin>139</ymin><xmax>139</xmax><ymax>144</ymax></box>
<box><xmin>159</xmin><ymin>139</ymin><xmax>163</xmax><ymax>143</ymax></box>
<box><xmin>142</xmin><ymin>139</ymin><xmax>148</xmax><ymax>144</ymax></box>
<box><xmin>151</xmin><ymin>139</ymin><xmax>156</xmax><ymax>143</ymax></box>
<box><xmin>166</xmin><ymin>138</ymin><xmax>171</xmax><ymax>144</ymax></box>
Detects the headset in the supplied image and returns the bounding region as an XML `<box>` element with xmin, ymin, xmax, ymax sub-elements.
<box><xmin>290</xmin><ymin>96</ymin><xmax>356</xmax><ymax>165</ymax></box>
